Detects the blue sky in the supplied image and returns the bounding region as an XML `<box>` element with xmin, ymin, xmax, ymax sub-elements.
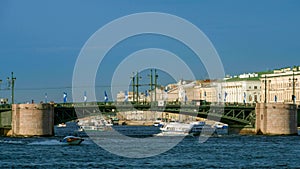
<box><xmin>0</xmin><ymin>0</ymin><xmax>300</xmax><ymax>103</ymax></box>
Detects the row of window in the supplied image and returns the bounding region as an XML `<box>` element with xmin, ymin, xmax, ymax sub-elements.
<box><xmin>249</xmin><ymin>86</ymin><xmax>258</xmax><ymax>89</ymax></box>
<box><xmin>262</xmin><ymin>91</ymin><xmax>300</xmax><ymax>102</ymax></box>
<box><xmin>261</xmin><ymin>80</ymin><xmax>299</xmax><ymax>89</ymax></box>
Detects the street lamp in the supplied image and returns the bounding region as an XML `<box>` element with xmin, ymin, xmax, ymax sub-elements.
<box><xmin>289</xmin><ymin>71</ymin><xmax>298</xmax><ymax>104</ymax></box>
<box><xmin>148</xmin><ymin>69</ymin><xmax>153</xmax><ymax>103</ymax></box>
<box><xmin>7</xmin><ymin>72</ymin><xmax>16</xmax><ymax>104</ymax></box>
<box><xmin>154</xmin><ymin>69</ymin><xmax>158</xmax><ymax>102</ymax></box>
<box><xmin>136</xmin><ymin>71</ymin><xmax>142</xmax><ymax>103</ymax></box>
<box><xmin>264</xmin><ymin>75</ymin><xmax>267</xmax><ymax>103</ymax></box>
<box><xmin>263</xmin><ymin>75</ymin><xmax>271</xmax><ymax>103</ymax></box>
<box><xmin>131</xmin><ymin>72</ymin><xmax>135</xmax><ymax>102</ymax></box>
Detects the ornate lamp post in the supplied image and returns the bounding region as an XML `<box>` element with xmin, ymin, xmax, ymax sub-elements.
<box><xmin>131</xmin><ymin>72</ymin><xmax>135</xmax><ymax>102</ymax></box>
<box><xmin>154</xmin><ymin>69</ymin><xmax>158</xmax><ymax>102</ymax></box>
<box><xmin>135</xmin><ymin>71</ymin><xmax>142</xmax><ymax>103</ymax></box>
<box><xmin>263</xmin><ymin>75</ymin><xmax>271</xmax><ymax>104</ymax></box>
<box><xmin>264</xmin><ymin>75</ymin><xmax>267</xmax><ymax>103</ymax></box>
<box><xmin>7</xmin><ymin>72</ymin><xmax>16</xmax><ymax>104</ymax></box>
<box><xmin>148</xmin><ymin>69</ymin><xmax>153</xmax><ymax>103</ymax></box>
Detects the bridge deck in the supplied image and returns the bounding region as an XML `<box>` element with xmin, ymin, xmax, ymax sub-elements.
<box><xmin>53</xmin><ymin>102</ymin><xmax>256</xmax><ymax>125</ymax></box>
<box><xmin>1</xmin><ymin>102</ymin><xmax>256</xmax><ymax>125</ymax></box>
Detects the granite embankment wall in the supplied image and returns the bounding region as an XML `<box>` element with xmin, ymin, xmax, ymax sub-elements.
<box><xmin>117</xmin><ymin>111</ymin><xmax>199</xmax><ymax>125</ymax></box>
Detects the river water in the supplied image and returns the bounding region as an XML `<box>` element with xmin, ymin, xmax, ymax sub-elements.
<box><xmin>1</xmin><ymin>123</ymin><xmax>300</xmax><ymax>168</ymax></box>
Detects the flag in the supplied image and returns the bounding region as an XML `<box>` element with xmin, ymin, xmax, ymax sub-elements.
<box><xmin>104</xmin><ymin>91</ymin><xmax>108</xmax><ymax>102</ymax></box>
<box><xmin>224</xmin><ymin>92</ymin><xmax>228</xmax><ymax>102</ymax></box>
<box><xmin>182</xmin><ymin>91</ymin><xmax>187</xmax><ymax>103</ymax></box>
<box><xmin>292</xmin><ymin>95</ymin><xmax>296</xmax><ymax>102</ymax></box>
<box><xmin>45</xmin><ymin>93</ymin><xmax>48</xmax><ymax>103</ymax></box>
<box><xmin>164</xmin><ymin>86</ymin><xmax>168</xmax><ymax>92</ymax></box>
<box><xmin>163</xmin><ymin>88</ymin><xmax>168</xmax><ymax>101</ymax></box>
<box><xmin>84</xmin><ymin>91</ymin><xmax>87</xmax><ymax>103</ymax></box>
<box><xmin>63</xmin><ymin>92</ymin><xmax>67</xmax><ymax>103</ymax></box>
<box><xmin>124</xmin><ymin>90</ymin><xmax>128</xmax><ymax>102</ymax></box>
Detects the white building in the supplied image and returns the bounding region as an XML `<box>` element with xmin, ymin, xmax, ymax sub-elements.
<box><xmin>222</xmin><ymin>79</ymin><xmax>261</xmax><ymax>104</ymax></box>
<box><xmin>261</xmin><ymin>67</ymin><xmax>300</xmax><ymax>104</ymax></box>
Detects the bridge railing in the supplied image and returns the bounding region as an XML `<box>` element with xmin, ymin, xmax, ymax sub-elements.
<box><xmin>0</xmin><ymin>104</ymin><xmax>12</xmax><ymax>109</ymax></box>
<box><xmin>53</xmin><ymin>101</ymin><xmax>258</xmax><ymax>125</ymax></box>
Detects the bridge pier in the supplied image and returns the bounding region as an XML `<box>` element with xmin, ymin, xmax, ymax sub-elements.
<box><xmin>255</xmin><ymin>103</ymin><xmax>297</xmax><ymax>135</ymax></box>
<box><xmin>11</xmin><ymin>103</ymin><xmax>54</xmax><ymax>137</ymax></box>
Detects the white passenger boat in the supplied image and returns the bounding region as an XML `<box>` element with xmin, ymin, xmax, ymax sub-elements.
<box><xmin>60</xmin><ymin>136</ymin><xmax>84</xmax><ymax>145</ymax></box>
<box><xmin>155</xmin><ymin>121</ymin><xmax>228</xmax><ymax>137</ymax></box>
<box><xmin>78</xmin><ymin>117</ymin><xmax>113</xmax><ymax>131</ymax></box>
<box><xmin>190</xmin><ymin>121</ymin><xmax>228</xmax><ymax>136</ymax></box>
<box><xmin>155</xmin><ymin>122</ymin><xmax>193</xmax><ymax>136</ymax></box>
<box><xmin>213</xmin><ymin>122</ymin><xmax>229</xmax><ymax>135</ymax></box>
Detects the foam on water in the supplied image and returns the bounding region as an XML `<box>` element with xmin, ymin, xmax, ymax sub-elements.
<box><xmin>0</xmin><ymin>140</ymin><xmax>25</xmax><ymax>145</ymax></box>
<box><xmin>26</xmin><ymin>138</ymin><xmax>93</xmax><ymax>146</ymax></box>
<box><xmin>27</xmin><ymin>139</ymin><xmax>64</xmax><ymax>146</ymax></box>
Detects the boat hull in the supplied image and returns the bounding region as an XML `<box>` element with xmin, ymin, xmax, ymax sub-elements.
<box><xmin>61</xmin><ymin>136</ymin><xmax>84</xmax><ymax>145</ymax></box>
<box><xmin>156</xmin><ymin>121</ymin><xmax>229</xmax><ymax>137</ymax></box>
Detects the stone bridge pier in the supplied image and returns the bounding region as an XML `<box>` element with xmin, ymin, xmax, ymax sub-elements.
<box><xmin>256</xmin><ymin>103</ymin><xmax>297</xmax><ymax>135</ymax></box>
<box><xmin>11</xmin><ymin>103</ymin><xmax>54</xmax><ymax>136</ymax></box>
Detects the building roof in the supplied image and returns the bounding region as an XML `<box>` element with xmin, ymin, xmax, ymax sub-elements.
<box><xmin>225</xmin><ymin>77</ymin><xmax>260</xmax><ymax>82</ymax></box>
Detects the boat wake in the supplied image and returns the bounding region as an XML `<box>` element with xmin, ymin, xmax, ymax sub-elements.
<box><xmin>27</xmin><ymin>140</ymin><xmax>64</xmax><ymax>146</ymax></box>
<box><xmin>0</xmin><ymin>140</ymin><xmax>25</xmax><ymax>145</ymax></box>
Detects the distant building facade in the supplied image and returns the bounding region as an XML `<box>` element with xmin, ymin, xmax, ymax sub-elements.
<box><xmin>222</xmin><ymin>80</ymin><xmax>261</xmax><ymax>104</ymax></box>
<box><xmin>165</xmin><ymin>77</ymin><xmax>262</xmax><ymax>104</ymax></box>
<box><xmin>116</xmin><ymin>67</ymin><xmax>300</xmax><ymax>105</ymax></box>
<box><xmin>261</xmin><ymin>67</ymin><xmax>300</xmax><ymax>104</ymax></box>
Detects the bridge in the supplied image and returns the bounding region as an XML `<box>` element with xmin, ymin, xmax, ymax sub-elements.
<box><xmin>2</xmin><ymin>102</ymin><xmax>300</xmax><ymax>136</ymax></box>
<box><xmin>0</xmin><ymin>104</ymin><xmax>12</xmax><ymax>132</ymax></box>
<box><xmin>0</xmin><ymin>102</ymin><xmax>258</xmax><ymax>127</ymax></box>
<box><xmin>53</xmin><ymin>102</ymin><xmax>256</xmax><ymax>126</ymax></box>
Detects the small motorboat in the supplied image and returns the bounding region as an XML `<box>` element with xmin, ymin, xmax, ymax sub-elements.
<box><xmin>60</xmin><ymin>136</ymin><xmax>84</xmax><ymax>145</ymax></box>
<box><xmin>57</xmin><ymin>123</ymin><xmax>67</xmax><ymax>127</ymax></box>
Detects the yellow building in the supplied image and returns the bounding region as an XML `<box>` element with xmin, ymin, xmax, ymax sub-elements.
<box><xmin>164</xmin><ymin>80</ymin><xmax>218</xmax><ymax>103</ymax></box>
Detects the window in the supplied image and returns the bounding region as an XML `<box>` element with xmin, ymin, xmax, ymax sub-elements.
<box><xmin>249</xmin><ymin>95</ymin><xmax>253</xmax><ymax>102</ymax></box>
<box><xmin>254</xmin><ymin>86</ymin><xmax>258</xmax><ymax>89</ymax></box>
